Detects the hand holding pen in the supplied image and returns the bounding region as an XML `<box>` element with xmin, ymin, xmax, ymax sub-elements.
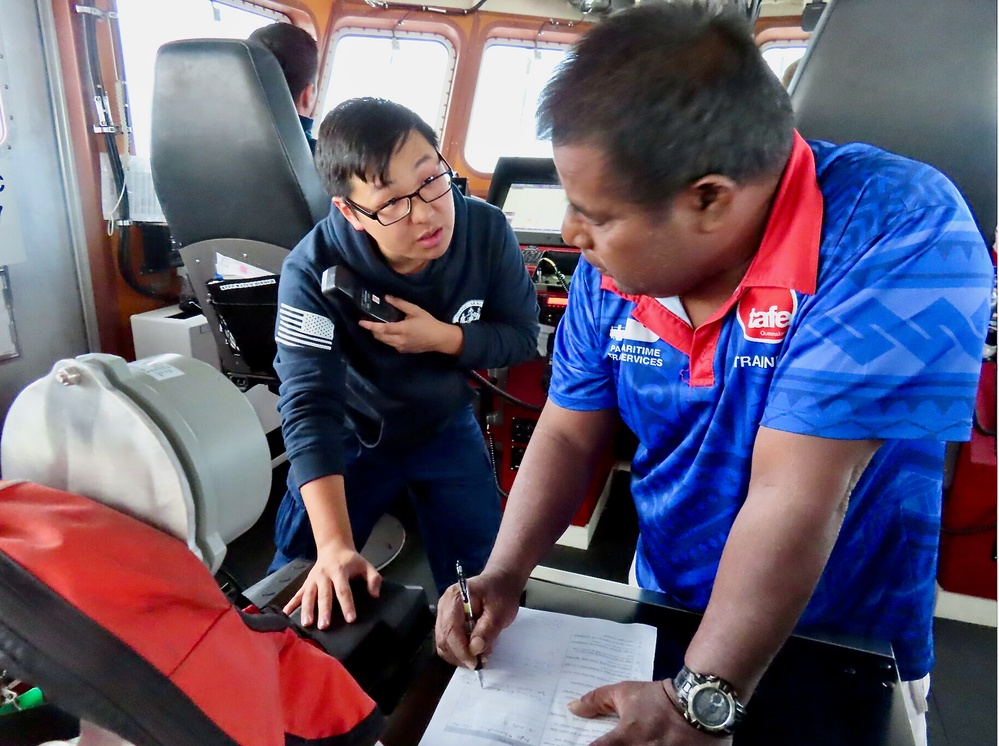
<box><xmin>455</xmin><ymin>561</ymin><xmax>484</xmax><ymax>688</ymax></box>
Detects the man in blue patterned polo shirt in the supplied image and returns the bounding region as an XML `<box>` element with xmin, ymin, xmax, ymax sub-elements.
<box><xmin>434</xmin><ymin>3</ymin><xmax>993</xmax><ymax>745</ymax></box>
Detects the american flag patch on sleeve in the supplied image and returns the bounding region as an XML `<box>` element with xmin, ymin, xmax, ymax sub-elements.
<box><xmin>276</xmin><ymin>303</ymin><xmax>334</xmax><ymax>350</ymax></box>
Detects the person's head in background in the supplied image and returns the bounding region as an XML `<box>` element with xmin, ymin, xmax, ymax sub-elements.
<box><xmin>537</xmin><ymin>0</ymin><xmax>794</xmax><ymax>298</ymax></box>
<box><xmin>316</xmin><ymin>98</ymin><xmax>454</xmax><ymax>275</ymax></box>
<box><xmin>781</xmin><ymin>58</ymin><xmax>801</xmax><ymax>89</ymax></box>
<box><xmin>248</xmin><ymin>23</ymin><xmax>318</xmax><ymax>117</ymax></box>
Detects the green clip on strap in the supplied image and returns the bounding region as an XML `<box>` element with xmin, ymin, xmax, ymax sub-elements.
<box><xmin>0</xmin><ymin>687</ymin><xmax>45</xmax><ymax>716</ymax></box>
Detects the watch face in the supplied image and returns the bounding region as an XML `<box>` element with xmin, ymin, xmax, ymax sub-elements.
<box><xmin>690</xmin><ymin>685</ymin><xmax>734</xmax><ymax>729</ymax></box>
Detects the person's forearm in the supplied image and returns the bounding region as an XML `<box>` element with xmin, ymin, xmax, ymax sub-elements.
<box><xmin>487</xmin><ymin>405</ymin><xmax>618</xmax><ymax>585</ymax></box>
<box><xmin>684</xmin><ymin>482</ymin><xmax>848</xmax><ymax>699</ymax></box>
<box><xmin>684</xmin><ymin>430</ymin><xmax>880</xmax><ymax>700</ymax></box>
<box><xmin>300</xmin><ymin>474</ymin><xmax>355</xmax><ymax>550</ymax></box>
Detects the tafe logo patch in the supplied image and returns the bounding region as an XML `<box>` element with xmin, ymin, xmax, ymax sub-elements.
<box><xmin>736</xmin><ymin>288</ymin><xmax>797</xmax><ymax>344</ymax></box>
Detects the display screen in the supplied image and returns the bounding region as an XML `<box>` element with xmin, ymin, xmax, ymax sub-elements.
<box><xmin>501</xmin><ymin>183</ymin><xmax>569</xmax><ymax>236</ymax></box>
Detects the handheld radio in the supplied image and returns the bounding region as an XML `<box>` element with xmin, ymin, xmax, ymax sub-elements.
<box><xmin>321</xmin><ymin>265</ymin><xmax>404</xmax><ymax>323</ymax></box>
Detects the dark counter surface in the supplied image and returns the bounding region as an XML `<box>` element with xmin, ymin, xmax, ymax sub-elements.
<box><xmin>383</xmin><ymin>566</ymin><xmax>915</xmax><ymax>746</ymax></box>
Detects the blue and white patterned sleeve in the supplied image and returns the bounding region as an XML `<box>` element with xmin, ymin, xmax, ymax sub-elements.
<box><xmin>548</xmin><ymin>258</ymin><xmax>619</xmax><ymax>412</ymax></box>
<box><xmin>764</xmin><ymin>198</ymin><xmax>993</xmax><ymax>442</ymax></box>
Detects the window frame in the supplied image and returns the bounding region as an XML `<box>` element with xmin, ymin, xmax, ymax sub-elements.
<box><xmin>204</xmin><ymin>0</ymin><xmax>289</xmax><ymax>19</ymax></box>
<box><xmin>111</xmin><ymin>0</ymin><xmax>289</xmax><ymax>158</ymax></box>
<box><xmin>759</xmin><ymin>39</ymin><xmax>809</xmax><ymax>61</ymax></box>
<box><xmin>318</xmin><ymin>26</ymin><xmax>457</xmax><ymax>138</ymax></box>
<box><xmin>0</xmin><ymin>50</ymin><xmax>8</xmax><ymax>149</ymax></box>
<box><xmin>0</xmin><ymin>0</ymin><xmax>23</xmax><ymax>152</ymax></box>
<box><xmin>756</xmin><ymin>26</ymin><xmax>810</xmax><ymax>86</ymax></box>
<box><xmin>462</xmin><ymin>36</ymin><xmax>571</xmax><ymax>176</ymax></box>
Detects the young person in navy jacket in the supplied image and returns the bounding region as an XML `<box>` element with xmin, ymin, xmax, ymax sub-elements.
<box><xmin>271</xmin><ymin>98</ymin><xmax>539</xmax><ymax>630</ymax></box>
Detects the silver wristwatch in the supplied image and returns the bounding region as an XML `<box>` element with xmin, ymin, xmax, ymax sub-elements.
<box><xmin>672</xmin><ymin>665</ymin><xmax>747</xmax><ymax>736</ymax></box>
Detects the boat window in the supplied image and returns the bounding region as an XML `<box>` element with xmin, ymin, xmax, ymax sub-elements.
<box><xmin>320</xmin><ymin>29</ymin><xmax>454</xmax><ymax>138</ymax></box>
<box><xmin>761</xmin><ymin>42</ymin><xmax>808</xmax><ymax>85</ymax></box>
<box><xmin>115</xmin><ymin>0</ymin><xmax>286</xmax><ymax>158</ymax></box>
<box><xmin>464</xmin><ymin>40</ymin><xmax>569</xmax><ymax>174</ymax></box>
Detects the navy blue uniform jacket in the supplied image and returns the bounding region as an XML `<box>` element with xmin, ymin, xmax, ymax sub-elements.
<box><xmin>274</xmin><ymin>186</ymin><xmax>539</xmax><ymax>491</ymax></box>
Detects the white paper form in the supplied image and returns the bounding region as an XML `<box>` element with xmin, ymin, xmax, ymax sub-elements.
<box><xmin>419</xmin><ymin>607</ymin><xmax>657</xmax><ymax>746</ymax></box>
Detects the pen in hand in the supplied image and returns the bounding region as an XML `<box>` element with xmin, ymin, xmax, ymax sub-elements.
<box><xmin>455</xmin><ymin>561</ymin><xmax>484</xmax><ymax>688</ymax></box>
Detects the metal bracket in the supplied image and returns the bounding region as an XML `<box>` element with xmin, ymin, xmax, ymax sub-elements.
<box><xmin>73</xmin><ymin>5</ymin><xmax>117</xmax><ymax>20</ymax></box>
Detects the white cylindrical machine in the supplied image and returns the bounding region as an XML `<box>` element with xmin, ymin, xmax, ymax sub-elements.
<box><xmin>1</xmin><ymin>353</ymin><xmax>270</xmax><ymax>573</ymax></box>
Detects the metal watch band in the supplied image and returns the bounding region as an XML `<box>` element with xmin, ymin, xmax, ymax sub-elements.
<box><xmin>672</xmin><ymin>664</ymin><xmax>747</xmax><ymax>737</ymax></box>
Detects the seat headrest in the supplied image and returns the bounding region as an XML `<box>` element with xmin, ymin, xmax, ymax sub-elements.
<box><xmin>791</xmin><ymin>0</ymin><xmax>997</xmax><ymax>242</ymax></box>
<box><xmin>150</xmin><ymin>38</ymin><xmax>330</xmax><ymax>249</ymax></box>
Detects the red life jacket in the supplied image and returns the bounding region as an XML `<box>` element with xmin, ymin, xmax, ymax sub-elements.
<box><xmin>0</xmin><ymin>480</ymin><xmax>383</xmax><ymax>746</ymax></box>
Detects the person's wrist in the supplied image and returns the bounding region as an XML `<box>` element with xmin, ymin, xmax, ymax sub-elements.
<box><xmin>670</xmin><ymin>665</ymin><xmax>745</xmax><ymax>738</ymax></box>
<box><xmin>441</xmin><ymin>322</ymin><xmax>464</xmax><ymax>356</ymax></box>
<box><xmin>314</xmin><ymin>535</ymin><xmax>356</xmax><ymax>556</ymax></box>
<box><xmin>661</xmin><ymin>680</ymin><xmax>728</xmax><ymax>741</ymax></box>
<box><xmin>660</xmin><ymin>679</ymin><xmax>689</xmax><ymax>723</ymax></box>
<box><xmin>483</xmin><ymin>560</ymin><xmax>530</xmax><ymax>592</ymax></box>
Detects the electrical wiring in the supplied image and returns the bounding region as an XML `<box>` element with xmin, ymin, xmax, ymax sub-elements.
<box><xmin>78</xmin><ymin>3</ymin><xmax>176</xmax><ymax>302</ymax></box>
<box><xmin>536</xmin><ymin>256</ymin><xmax>571</xmax><ymax>293</ymax></box>
<box><xmin>941</xmin><ymin>520</ymin><xmax>998</xmax><ymax>535</ymax></box>
<box><xmin>466</xmin><ymin>369</ymin><xmax>543</xmax><ymax>413</ymax></box>
<box><xmin>484</xmin><ymin>424</ymin><xmax>510</xmax><ymax>499</ymax></box>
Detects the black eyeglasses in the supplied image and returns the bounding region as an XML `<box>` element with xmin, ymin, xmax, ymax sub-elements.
<box><xmin>345</xmin><ymin>156</ymin><xmax>454</xmax><ymax>226</ymax></box>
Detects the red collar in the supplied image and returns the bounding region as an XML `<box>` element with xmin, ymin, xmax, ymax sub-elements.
<box><xmin>737</xmin><ymin>130</ymin><xmax>821</xmax><ymax>294</ymax></box>
<box><xmin>599</xmin><ymin>132</ymin><xmax>823</xmax><ymax>386</ymax></box>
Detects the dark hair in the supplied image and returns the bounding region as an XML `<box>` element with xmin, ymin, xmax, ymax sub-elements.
<box><xmin>248</xmin><ymin>23</ymin><xmax>318</xmax><ymax>99</ymax></box>
<box><xmin>537</xmin><ymin>0</ymin><xmax>794</xmax><ymax>206</ymax></box>
<box><xmin>314</xmin><ymin>98</ymin><xmax>439</xmax><ymax>198</ymax></box>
